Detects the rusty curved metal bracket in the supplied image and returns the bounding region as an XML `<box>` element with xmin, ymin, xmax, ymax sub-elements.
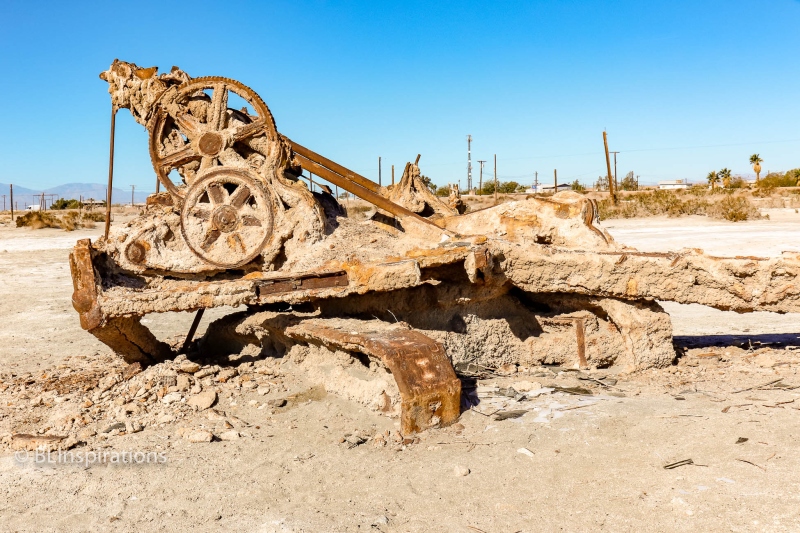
<box><xmin>285</xmin><ymin>319</ymin><xmax>462</xmax><ymax>434</ymax></box>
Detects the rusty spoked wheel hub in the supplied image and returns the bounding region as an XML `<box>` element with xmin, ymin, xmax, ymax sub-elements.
<box><xmin>180</xmin><ymin>168</ymin><xmax>273</xmax><ymax>268</ymax></box>
<box><xmin>149</xmin><ymin>76</ymin><xmax>278</xmax><ymax>201</ymax></box>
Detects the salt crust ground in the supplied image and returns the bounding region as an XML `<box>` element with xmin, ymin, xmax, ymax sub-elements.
<box><xmin>1</xmin><ymin>211</ymin><xmax>800</xmax><ymax>532</ymax></box>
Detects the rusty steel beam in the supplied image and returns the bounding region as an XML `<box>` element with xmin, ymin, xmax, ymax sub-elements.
<box><xmin>293</xmin><ymin>152</ymin><xmax>443</xmax><ymax>230</ymax></box>
<box><xmin>287</xmin><ymin>139</ymin><xmax>381</xmax><ymax>194</ymax></box>
<box><xmin>285</xmin><ymin>319</ymin><xmax>462</xmax><ymax>434</ymax></box>
<box><xmin>256</xmin><ymin>270</ymin><xmax>349</xmax><ymax>296</ymax></box>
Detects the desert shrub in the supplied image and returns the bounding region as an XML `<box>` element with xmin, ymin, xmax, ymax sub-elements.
<box><xmin>82</xmin><ymin>211</ymin><xmax>106</xmax><ymax>222</ymax></box>
<box><xmin>709</xmin><ymin>195</ymin><xmax>761</xmax><ymax>222</ymax></box>
<box><xmin>15</xmin><ymin>211</ymin><xmax>60</xmax><ymax>229</ymax></box>
<box><xmin>571</xmin><ymin>180</ymin><xmax>585</xmax><ymax>192</ymax></box>
<box><xmin>727</xmin><ymin>176</ymin><xmax>747</xmax><ymax>189</ymax></box>
<box><xmin>52</xmin><ymin>198</ymin><xmax>82</xmax><ymax>210</ymax></box>
<box><xmin>498</xmin><ymin>181</ymin><xmax>519</xmax><ymax>194</ymax></box>
<box><xmin>61</xmin><ymin>211</ymin><xmax>80</xmax><ymax>231</ymax></box>
<box><xmin>598</xmin><ymin>189</ymin><xmax>712</xmax><ymax>220</ymax></box>
<box><xmin>435</xmin><ymin>186</ymin><xmax>449</xmax><ymax>197</ymax></box>
<box><xmin>752</xmin><ymin>186</ymin><xmax>775</xmax><ymax>198</ymax></box>
<box><xmin>760</xmin><ymin>172</ymin><xmax>798</xmax><ymax>188</ymax></box>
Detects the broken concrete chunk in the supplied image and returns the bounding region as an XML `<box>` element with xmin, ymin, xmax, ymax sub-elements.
<box><xmin>179</xmin><ymin>362</ymin><xmax>201</xmax><ymax>374</ymax></box>
<box><xmin>187</xmin><ymin>390</ymin><xmax>217</xmax><ymax>410</ymax></box>
<box><xmin>184</xmin><ymin>430</ymin><xmax>214</xmax><ymax>443</ymax></box>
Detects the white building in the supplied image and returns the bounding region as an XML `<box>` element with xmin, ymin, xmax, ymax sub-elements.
<box><xmin>25</xmin><ymin>205</ymin><xmax>42</xmax><ymax>211</ymax></box>
<box><xmin>533</xmin><ymin>183</ymin><xmax>572</xmax><ymax>193</ymax></box>
<box><xmin>658</xmin><ymin>179</ymin><xmax>690</xmax><ymax>190</ymax></box>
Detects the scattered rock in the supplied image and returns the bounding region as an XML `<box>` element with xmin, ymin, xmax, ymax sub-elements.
<box><xmin>511</xmin><ymin>380</ymin><xmax>542</xmax><ymax>393</ymax></box>
<box><xmin>161</xmin><ymin>392</ymin><xmax>183</xmax><ymax>405</ymax></box>
<box><xmin>216</xmin><ymin>369</ymin><xmax>238</xmax><ymax>383</ymax></box>
<box><xmin>125</xmin><ymin>420</ymin><xmax>142</xmax><ymax>434</ymax></box>
<box><xmin>176</xmin><ymin>375</ymin><xmax>191</xmax><ymax>391</ymax></box>
<box><xmin>267</xmin><ymin>398</ymin><xmax>287</xmax><ymax>408</ymax></box>
<box><xmin>10</xmin><ymin>434</ymin><xmax>64</xmax><ymax>451</ymax></box>
<box><xmin>344</xmin><ymin>434</ymin><xmax>366</xmax><ymax>448</ymax></box>
<box><xmin>184</xmin><ymin>430</ymin><xmax>214</xmax><ymax>443</ymax></box>
<box><xmin>102</xmin><ymin>422</ymin><xmax>126</xmax><ymax>434</ymax></box>
<box><xmin>179</xmin><ymin>362</ymin><xmax>201</xmax><ymax>374</ymax></box>
<box><xmin>453</xmin><ymin>465</ymin><xmax>471</xmax><ymax>477</ymax></box>
<box><xmin>218</xmin><ymin>430</ymin><xmax>240</xmax><ymax>441</ymax></box>
<box><xmin>496</xmin><ymin>363</ymin><xmax>518</xmax><ymax>375</ymax></box>
<box><xmin>187</xmin><ymin>390</ymin><xmax>217</xmax><ymax>410</ymax></box>
<box><xmin>257</xmin><ymin>386</ymin><xmax>270</xmax><ymax>396</ymax></box>
<box><xmin>194</xmin><ymin>367</ymin><xmax>217</xmax><ymax>379</ymax></box>
<box><xmin>122</xmin><ymin>362</ymin><xmax>143</xmax><ymax>380</ymax></box>
<box><xmin>77</xmin><ymin>428</ymin><xmax>97</xmax><ymax>440</ymax></box>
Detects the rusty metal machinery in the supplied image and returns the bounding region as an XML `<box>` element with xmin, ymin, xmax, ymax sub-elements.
<box><xmin>72</xmin><ymin>60</ymin><xmax>800</xmax><ymax>434</ymax></box>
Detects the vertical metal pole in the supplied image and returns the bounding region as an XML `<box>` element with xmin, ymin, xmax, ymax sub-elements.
<box><xmin>9</xmin><ymin>184</ymin><xmax>13</xmax><ymax>221</ymax></box>
<box><xmin>391</xmin><ymin>164</ymin><xmax>395</xmax><ymax>185</ymax></box>
<box><xmin>181</xmin><ymin>308</ymin><xmax>205</xmax><ymax>353</ymax></box>
<box><xmin>613</xmin><ymin>152</ymin><xmax>618</xmax><ymax>191</ymax></box>
<box><xmin>493</xmin><ymin>154</ymin><xmax>497</xmax><ymax>203</ymax></box>
<box><xmin>603</xmin><ymin>131</ymin><xmax>617</xmax><ymax>204</ymax></box>
<box><xmin>554</xmin><ymin>169</ymin><xmax>558</xmax><ymax>194</ymax></box>
<box><xmin>131</xmin><ymin>185</ymin><xmax>135</xmax><ymax>206</ymax></box>
<box><xmin>534</xmin><ymin>171</ymin><xmax>538</xmax><ymax>192</ymax></box>
<box><xmin>477</xmin><ymin>160</ymin><xmax>485</xmax><ymax>195</ymax></box>
<box><xmin>467</xmin><ymin>135</ymin><xmax>472</xmax><ymax>191</ymax></box>
<box><xmin>104</xmin><ymin>106</ymin><xmax>117</xmax><ymax>239</ymax></box>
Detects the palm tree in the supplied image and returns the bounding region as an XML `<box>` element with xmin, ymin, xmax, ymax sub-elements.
<box><xmin>750</xmin><ymin>154</ymin><xmax>763</xmax><ymax>184</ymax></box>
<box><xmin>707</xmin><ymin>170</ymin><xmax>720</xmax><ymax>190</ymax></box>
<box><xmin>717</xmin><ymin>168</ymin><xmax>731</xmax><ymax>189</ymax></box>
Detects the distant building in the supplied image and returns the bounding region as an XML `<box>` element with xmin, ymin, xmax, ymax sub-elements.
<box><xmin>533</xmin><ymin>183</ymin><xmax>571</xmax><ymax>193</ymax></box>
<box><xmin>658</xmin><ymin>179</ymin><xmax>690</xmax><ymax>190</ymax></box>
<box><xmin>25</xmin><ymin>205</ymin><xmax>42</xmax><ymax>211</ymax></box>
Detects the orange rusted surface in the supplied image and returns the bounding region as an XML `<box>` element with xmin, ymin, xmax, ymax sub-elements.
<box><xmin>285</xmin><ymin>319</ymin><xmax>462</xmax><ymax>434</ymax></box>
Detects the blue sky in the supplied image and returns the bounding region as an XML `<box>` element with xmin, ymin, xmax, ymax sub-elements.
<box><xmin>1</xmin><ymin>0</ymin><xmax>799</xmax><ymax>191</ymax></box>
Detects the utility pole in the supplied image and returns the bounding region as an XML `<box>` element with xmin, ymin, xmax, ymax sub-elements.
<box><xmin>636</xmin><ymin>175</ymin><xmax>639</xmax><ymax>190</ymax></box>
<box><xmin>391</xmin><ymin>164</ymin><xmax>395</xmax><ymax>185</ymax></box>
<box><xmin>130</xmin><ymin>185</ymin><xmax>135</xmax><ymax>206</ymax></box>
<box><xmin>603</xmin><ymin>131</ymin><xmax>617</xmax><ymax>205</ymax></box>
<box><xmin>378</xmin><ymin>156</ymin><xmax>382</xmax><ymax>186</ymax></box>
<box><xmin>10</xmin><ymin>184</ymin><xmax>14</xmax><ymax>221</ymax></box>
<box><xmin>609</xmin><ymin>151</ymin><xmax>619</xmax><ymax>191</ymax></box>
<box><xmin>466</xmin><ymin>135</ymin><xmax>472</xmax><ymax>192</ymax></box>
<box><xmin>554</xmin><ymin>169</ymin><xmax>558</xmax><ymax>194</ymax></box>
<box><xmin>493</xmin><ymin>154</ymin><xmax>498</xmax><ymax>203</ymax></box>
<box><xmin>477</xmin><ymin>160</ymin><xmax>486</xmax><ymax>195</ymax></box>
<box><xmin>534</xmin><ymin>171</ymin><xmax>538</xmax><ymax>193</ymax></box>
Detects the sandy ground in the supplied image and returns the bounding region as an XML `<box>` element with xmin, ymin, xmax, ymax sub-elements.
<box><xmin>1</xmin><ymin>210</ymin><xmax>800</xmax><ymax>532</ymax></box>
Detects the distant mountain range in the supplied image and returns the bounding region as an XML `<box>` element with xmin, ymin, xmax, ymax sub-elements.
<box><xmin>0</xmin><ymin>183</ymin><xmax>152</xmax><ymax>207</ymax></box>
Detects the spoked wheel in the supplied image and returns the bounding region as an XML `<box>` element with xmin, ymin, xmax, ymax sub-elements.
<box><xmin>180</xmin><ymin>168</ymin><xmax>273</xmax><ymax>268</ymax></box>
<box><xmin>149</xmin><ymin>76</ymin><xmax>278</xmax><ymax>201</ymax></box>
